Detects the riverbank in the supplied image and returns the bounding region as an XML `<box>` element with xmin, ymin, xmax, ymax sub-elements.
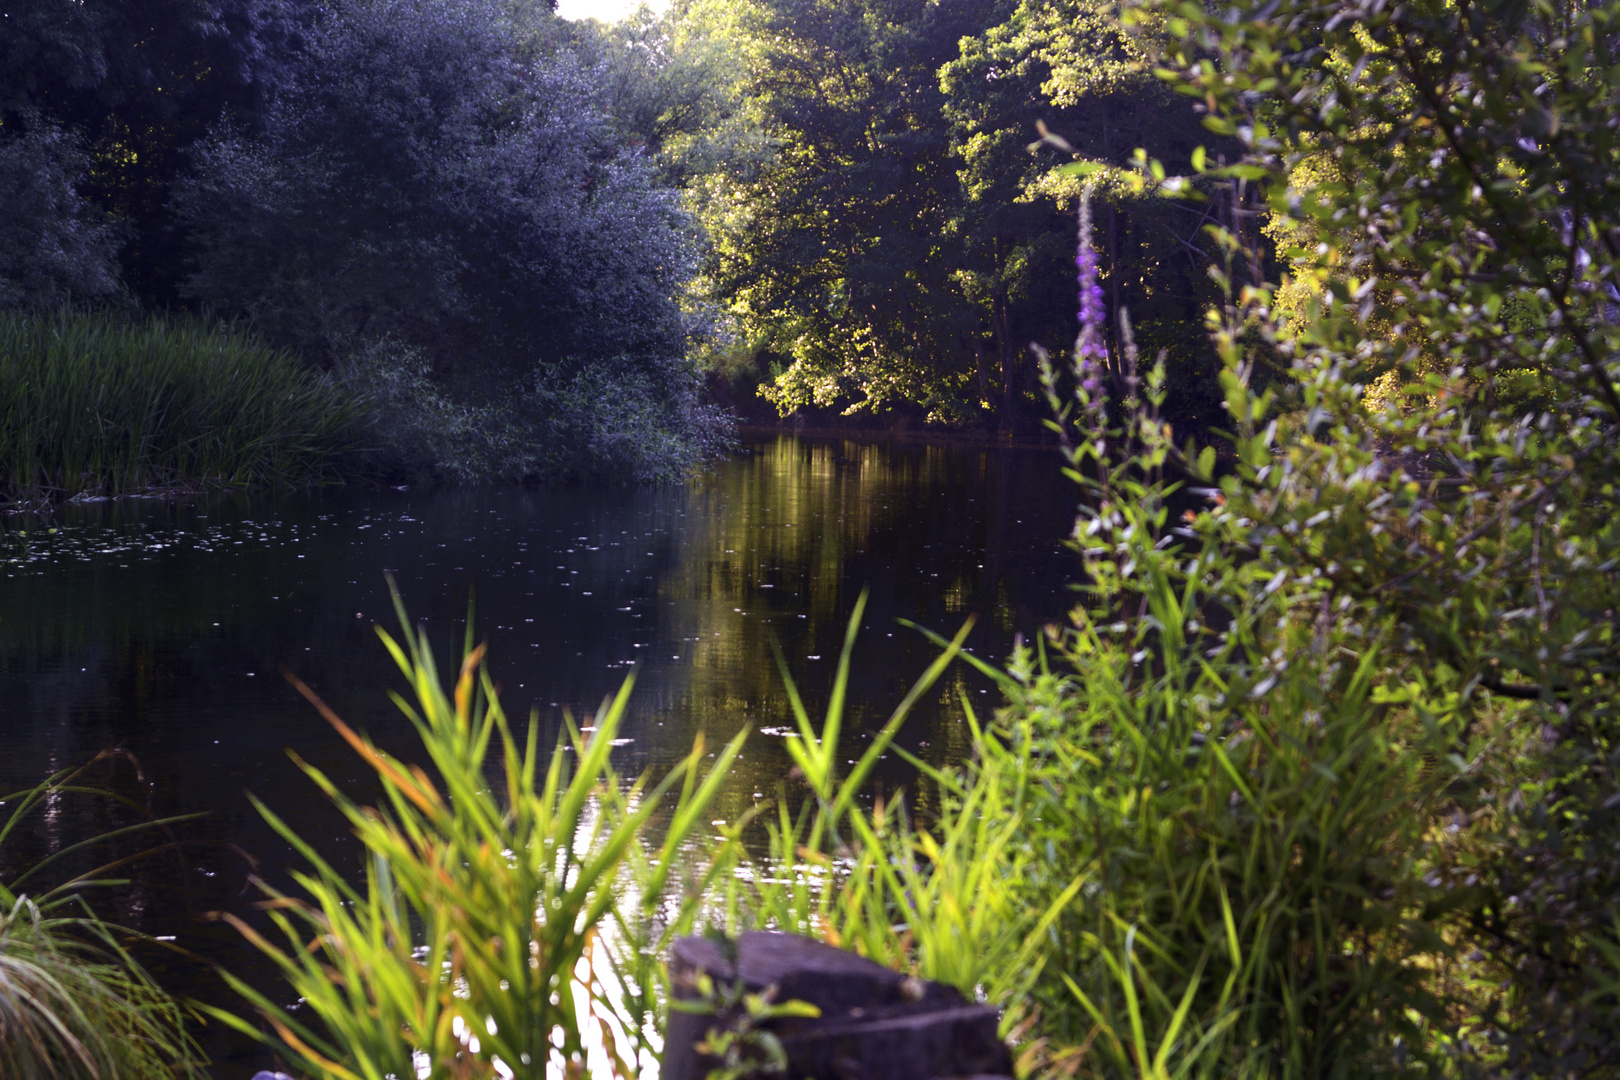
<box><xmin>736</xmin><ymin>421</ymin><xmax>1057</xmax><ymax>451</ymax></box>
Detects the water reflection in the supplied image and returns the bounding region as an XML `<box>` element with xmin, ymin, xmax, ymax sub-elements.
<box><xmin>0</xmin><ymin>435</ymin><xmax>1077</xmax><ymax>1076</ymax></box>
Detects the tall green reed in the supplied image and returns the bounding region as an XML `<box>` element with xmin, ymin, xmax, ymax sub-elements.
<box><xmin>0</xmin><ymin>308</ymin><xmax>353</xmax><ymax>500</ymax></box>
<box><xmin>208</xmin><ymin>586</ymin><xmax>749</xmax><ymax>1080</ymax></box>
<box><xmin>714</xmin><ymin>591</ymin><xmax>1072</xmax><ymax>1015</ymax></box>
<box><xmin>583</xmin><ymin>595</ymin><xmax>1056</xmax><ymax>1079</ymax></box>
<box><xmin>700</xmin><ymin>332</ymin><xmax>1466</xmax><ymax>1079</ymax></box>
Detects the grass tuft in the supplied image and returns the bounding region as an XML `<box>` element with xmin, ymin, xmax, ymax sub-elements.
<box><xmin>0</xmin><ymin>896</ymin><xmax>205</xmax><ymax>1080</ymax></box>
<box><xmin>0</xmin><ymin>753</ymin><xmax>209</xmax><ymax>1080</ymax></box>
<box><xmin>208</xmin><ymin>583</ymin><xmax>749</xmax><ymax>1079</ymax></box>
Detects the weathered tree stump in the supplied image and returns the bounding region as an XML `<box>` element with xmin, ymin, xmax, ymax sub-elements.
<box><xmin>663</xmin><ymin>931</ymin><xmax>1013</xmax><ymax>1080</ymax></box>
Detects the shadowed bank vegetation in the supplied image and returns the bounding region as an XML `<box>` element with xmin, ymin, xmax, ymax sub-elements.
<box><xmin>0</xmin><ymin>0</ymin><xmax>733</xmax><ymax>487</ymax></box>
<box><xmin>0</xmin><ymin>310</ymin><xmax>353</xmax><ymax>504</ymax></box>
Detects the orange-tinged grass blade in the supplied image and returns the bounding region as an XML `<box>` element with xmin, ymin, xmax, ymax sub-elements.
<box><xmin>284</xmin><ymin>668</ymin><xmax>444</xmax><ymax>816</ymax></box>
<box><xmin>455</xmin><ymin>643</ymin><xmax>488</xmax><ymax>722</ymax></box>
<box><xmin>250</xmin><ymin>896</ymin><xmax>319</xmax><ymax>914</ymax></box>
<box><xmin>265</xmin><ymin>1012</ymin><xmax>365</xmax><ymax>1080</ymax></box>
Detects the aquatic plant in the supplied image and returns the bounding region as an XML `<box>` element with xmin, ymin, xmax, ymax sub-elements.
<box><xmin>710</xmin><ymin>592</ymin><xmax>1060</xmax><ymax>1009</ymax></box>
<box><xmin>0</xmin><ymin>308</ymin><xmax>354</xmax><ymax>502</ymax></box>
<box><xmin>208</xmin><ymin>587</ymin><xmax>749</xmax><ymax>1080</ymax></box>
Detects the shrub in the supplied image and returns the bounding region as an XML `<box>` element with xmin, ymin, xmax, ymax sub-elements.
<box><xmin>175</xmin><ymin>0</ymin><xmax>728</xmax><ymax>483</ymax></box>
<box><xmin>1135</xmin><ymin>0</ymin><xmax>1620</xmax><ymax>1070</ymax></box>
<box><xmin>336</xmin><ymin>338</ymin><xmax>735</xmax><ymax>483</ymax></box>
<box><xmin>333</xmin><ymin>337</ymin><xmax>532</xmax><ymax>484</ymax></box>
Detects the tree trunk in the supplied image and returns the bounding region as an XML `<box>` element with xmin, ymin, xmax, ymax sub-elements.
<box><xmin>974</xmin><ymin>340</ymin><xmax>991</xmax><ymax>409</ymax></box>
<box><xmin>993</xmin><ymin>285</ymin><xmax>1019</xmax><ymax>433</ymax></box>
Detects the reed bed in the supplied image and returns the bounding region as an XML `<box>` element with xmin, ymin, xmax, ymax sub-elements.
<box><xmin>0</xmin><ymin>309</ymin><xmax>354</xmax><ymax>502</ymax></box>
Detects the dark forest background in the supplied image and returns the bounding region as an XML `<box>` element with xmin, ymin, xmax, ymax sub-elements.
<box><xmin>0</xmin><ymin>0</ymin><xmax>1243</xmax><ymax>485</ymax></box>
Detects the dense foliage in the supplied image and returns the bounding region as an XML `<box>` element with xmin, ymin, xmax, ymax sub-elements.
<box><xmin>0</xmin><ymin>0</ymin><xmax>1269</xmax><ymax>474</ymax></box>
<box><xmin>657</xmin><ymin>0</ymin><xmax>1232</xmax><ymax>431</ymax></box>
<box><xmin>174</xmin><ymin>0</ymin><xmax>733</xmax><ymax>483</ymax></box>
<box><xmin>0</xmin><ymin>0</ymin><xmax>305</xmax><ymax>304</ymax></box>
<box><xmin>1142</xmin><ymin>0</ymin><xmax>1620</xmax><ymax>1068</ymax></box>
<box><xmin>0</xmin><ymin>126</ymin><xmax>123</xmax><ymax>310</ymax></box>
<box><xmin>7</xmin><ymin>0</ymin><xmax>1619</xmax><ymax>1074</ymax></box>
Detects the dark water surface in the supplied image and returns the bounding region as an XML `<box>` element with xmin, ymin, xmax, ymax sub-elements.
<box><xmin>0</xmin><ymin>435</ymin><xmax>1076</xmax><ymax>1076</ymax></box>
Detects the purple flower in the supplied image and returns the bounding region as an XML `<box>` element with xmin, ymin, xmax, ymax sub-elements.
<box><xmin>1075</xmin><ymin>188</ymin><xmax>1108</xmax><ymax>420</ymax></box>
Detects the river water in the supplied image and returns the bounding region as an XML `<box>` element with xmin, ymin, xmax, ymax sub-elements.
<box><xmin>0</xmin><ymin>434</ymin><xmax>1077</xmax><ymax>1075</ymax></box>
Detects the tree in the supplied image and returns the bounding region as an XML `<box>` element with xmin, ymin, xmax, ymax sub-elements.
<box><xmin>565</xmin><ymin>3</ymin><xmax>767</xmax><ymax>190</ymax></box>
<box><xmin>175</xmin><ymin>0</ymin><xmax>728</xmax><ymax>481</ymax></box>
<box><xmin>1127</xmin><ymin>0</ymin><xmax>1620</xmax><ymax>1068</ymax></box>
<box><xmin>688</xmin><ymin>0</ymin><xmax>1001</xmax><ymax>424</ymax></box>
<box><xmin>943</xmin><ymin>0</ymin><xmax>1242</xmax><ymax>433</ymax></box>
<box><xmin>687</xmin><ymin>0</ymin><xmax>1233</xmax><ymax>430</ymax></box>
<box><xmin>0</xmin><ymin>0</ymin><xmax>307</xmax><ymax>304</ymax></box>
<box><xmin>0</xmin><ymin>125</ymin><xmax>122</xmax><ymax>310</ymax></box>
